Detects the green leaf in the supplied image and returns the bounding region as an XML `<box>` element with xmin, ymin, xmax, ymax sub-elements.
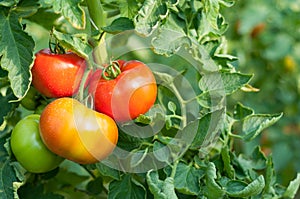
<box><xmin>234</xmin><ymin>146</ymin><xmax>267</xmax><ymax>178</ymax></box>
<box><xmin>13</xmin><ymin>0</ymin><xmax>39</xmax><ymax>18</ymax></box>
<box><xmin>96</xmin><ymin>162</ymin><xmax>121</xmax><ymax>181</ymax></box>
<box><xmin>17</xmin><ymin>183</ymin><xmax>64</xmax><ymax>199</ymax></box>
<box><xmin>197</xmin><ymin>0</ymin><xmax>228</xmax><ymax>40</ymax></box>
<box><xmin>283</xmin><ymin>173</ymin><xmax>300</xmax><ymax>199</ymax></box>
<box><xmin>263</xmin><ymin>157</ymin><xmax>276</xmax><ymax>195</ymax></box>
<box><xmin>152</xmin><ymin>12</ymin><xmax>191</xmax><ymax>56</ymax></box>
<box><xmin>153</xmin><ymin>141</ymin><xmax>171</xmax><ymax>163</ymax></box>
<box><xmin>164</xmin><ymin>162</ymin><xmax>205</xmax><ymax>195</ymax></box>
<box><xmin>146</xmin><ymin>170</ymin><xmax>178</xmax><ymax>199</ymax></box>
<box><xmin>45</xmin><ymin>0</ymin><xmax>85</xmax><ymax>29</ymax></box>
<box><xmin>0</xmin><ymin>88</ymin><xmax>16</xmax><ymax>126</ymax></box>
<box><xmin>108</xmin><ymin>174</ymin><xmax>146</xmax><ymax>199</ymax></box>
<box><xmin>241</xmin><ymin>113</ymin><xmax>283</xmax><ymax>141</ymax></box>
<box><xmin>130</xmin><ymin>148</ymin><xmax>149</xmax><ymax>168</ymax></box>
<box><xmin>234</xmin><ymin>102</ymin><xmax>254</xmax><ymax>120</ymax></box>
<box><xmin>52</xmin><ymin>29</ymin><xmax>92</xmax><ymax>59</ymax></box>
<box><xmin>204</xmin><ymin>162</ymin><xmax>225</xmax><ymax>199</ymax></box>
<box><xmin>0</xmin><ymin>12</ymin><xmax>34</xmax><ymax>99</ymax></box>
<box><xmin>199</xmin><ymin>72</ymin><xmax>253</xmax><ymax>95</ymax></box>
<box><xmin>179</xmin><ymin>109</ymin><xmax>224</xmax><ymax>152</ymax></box>
<box><xmin>27</xmin><ymin>8</ymin><xmax>60</xmax><ymax>30</ymax></box>
<box><xmin>118</xmin><ymin>0</ymin><xmax>139</xmax><ymax>19</ymax></box>
<box><xmin>225</xmin><ymin>175</ymin><xmax>265</xmax><ymax>197</ymax></box>
<box><xmin>0</xmin><ymin>159</ymin><xmax>18</xmax><ymax>199</ymax></box>
<box><xmin>134</xmin><ymin>0</ymin><xmax>169</xmax><ymax>36</ymax></box>
<box><xmin>102</xmin><ymin>17</ymin><xmax>134</xmax><ymax>34</ymax></box>
<box><xmin>86</xmin><ymin>177</ymin><xmax>103</xmax><ymax>195</ymax></box>
<box><xmin>0</xmin><ymin>0</ymin><xmax>19</xmax><ymax>7</ymax></box>
<box><xmin>221</xmin><ymin>146</ymin><xmax>235</xmax><ymax>179</ymax></box>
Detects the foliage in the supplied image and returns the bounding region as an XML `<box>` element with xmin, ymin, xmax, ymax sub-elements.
<box><xmin>224</xmin><ymin>0</ymin><xmax>300</xmax><ymax>189</ymax></box>
<box><xmin>0</xmin><ymin>0</ymin><xmax>299</xmax><ymax>198</ymax></box>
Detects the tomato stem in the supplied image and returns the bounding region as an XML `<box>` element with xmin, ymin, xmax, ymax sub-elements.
<box><xmin>75</xmin><ymin>69</ymin><xmax>91</xmax><ymax>103</ymax></box>
<box><xmin>49</xmin><ymin>30</ymin><xmax>66</xmax><ymax>54</ymax></box>
<box><xmin>101</xmin><ymin>61</ymin><xmax>121</xmax><ymax>80</ymax></box>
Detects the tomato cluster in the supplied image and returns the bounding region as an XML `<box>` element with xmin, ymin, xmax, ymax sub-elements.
<box><xmin>11</xmin><ymin>48</ymin><xmax>157</xmax><ymax>173</ymax></box>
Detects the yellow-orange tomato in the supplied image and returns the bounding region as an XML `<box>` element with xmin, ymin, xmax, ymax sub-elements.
<box><xmin>39</xmin><ymin>98</ymin><xmax>118</xmax><ymax>164</ymax></box>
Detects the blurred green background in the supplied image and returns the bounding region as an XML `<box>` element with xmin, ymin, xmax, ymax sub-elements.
<box><xmin>224</xmin><ymin>0</ymin><xmax>300</xmax><ymax>187</ymax></box>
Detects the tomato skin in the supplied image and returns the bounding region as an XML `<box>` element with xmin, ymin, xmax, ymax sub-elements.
<box><xmin>39</xmin><ymin>98</ymin><xmax>118</xmax><ymax>164</ymax></box>
<box><xmin>10</xmin><ymin>114</ymin><xmax>64</xmax><ymax>173</ymax></box>
<box><xmin>89</xmin><ymin>60</ymin><xmax>157</xmax><ymax>122</ymax></box>
<box><xmin>31</xmin><ymin>48</ymin><xmax>86</xmax><ymax>98</ymax></box>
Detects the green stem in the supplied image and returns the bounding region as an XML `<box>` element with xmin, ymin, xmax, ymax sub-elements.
<box><xmin>76</xmin><ymin>69</ymin><xmax>91</xmax><ymax>103</ymax></box>
<box><xmin>169</xmin><ymin>83</ymin><xmax>187</xmax><ymax>127</ymax></box>
<box><xmin>170</xmin><ymin>159</ymin><xmax>179</xmax><ymax>178</ymax></box>
<box><xmin>86</xmin><ymin>0</ymin><xmax>106</xmax><ymax>30</ymax></box>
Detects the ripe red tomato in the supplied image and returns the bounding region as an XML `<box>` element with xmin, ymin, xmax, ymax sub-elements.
<box><xmin>31</xmin><ymin>48</ymin><xmax>86</xmax><ymax>98</ymax></box>
<box><xmin>88</xmin><ymin>60</ymin><xmax>157</xmax><ymax>122</ymax></box>
<box><xmin>39</xmin><ymin>97</ymin><xmax>118</xmax><ymax>164</ymax></box>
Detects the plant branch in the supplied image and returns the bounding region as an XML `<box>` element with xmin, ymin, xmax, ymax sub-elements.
<box><xmin>86</xmin><ymin>0</ymin><xmax>106</xmax><ymax>30</ymax></box>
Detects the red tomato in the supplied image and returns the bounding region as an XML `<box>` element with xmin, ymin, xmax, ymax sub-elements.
<box><xmin>88</xmin><ymin>60</ymin><xmax>157</xmax><ymax>122</ymax></box>
<box><xmin>39</xmin><ymin>97</ymin><xmax>118</xmax><ymax>164</ymax></box>
<box><xmin>31</xmin><ymin>48</ymin><xmax>86</xmax><ymax>98</ymax></box>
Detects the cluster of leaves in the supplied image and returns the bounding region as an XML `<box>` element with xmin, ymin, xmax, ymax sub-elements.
<box><xmin>224</xmin><ymin>0</ymin><xmax>300</xmax><ymax>187</ymax></box>
<box><xmin>0</xmin><ymin>0</ymin><xmax>299</xmax><ymax>199</ymax></box>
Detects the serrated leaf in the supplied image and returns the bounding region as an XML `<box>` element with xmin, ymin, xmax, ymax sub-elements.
<box><xmin>263</xmin><ymin>156</ymin><xmax>276</xmax><ymax>195</ymax></box>
<box><xmin>102</xmin><ymin>17</ymin><xmax>134</xmax><ymax>34</ymax></box>
<box><xmin>96</xmin><ymin>162</ymin><xmax>121</xmax><ymax>181</ymax></box>
<box><xmin>52</xmin><ymin>29</ymin><xmax>92</xmax><ymax>58</ymax></box>
<box><xmin>234</xmin><ymin>102</ymin><xmax>254</xmax><ymax>120</ymax></box>
<box><xmin>0</xmin><ymin>12</ymin><xmax>34</xmax><ymax>99</ymax></box>
<box><xmin>0</xmin><ymin>159</ymin><xmax>18</xmax><ymax>199</ymax></box>
<box><xmin>45</xmin><ymin>0</ymin><xmax>85</xmax><ymax>29</ymax></box>
<box><xmin>226</xmin><ymin>175</ymin><xmax>265</xmax><ymax>197</ymax></box>
<box><xmin>179</xmin><ymin>109</ymin><xmax>224</xmax><ymax>152</ymax></box>
<box><xmin>134</xmin><ymin>0</ymin><xmax>169</xmax><ymax>36</ymax></box>
<box><xmin>199</xmin><ymin>72</ymin><xmax>253</xmax><ymax>95</ymax></box>
<box><xmin>164</xmin><ymin>162</ymin><xmax>205</xmax><ymax>195</ymax></box>
<box><xmin>221</xmin><ymin>146</ymin><xmax>235</xmax><ymax>179</ymax></box>
<box><xmin>283</xmin><ymin>173</ymin><xmax>300</xmax><ymax>199</ymax></box>
<box><xmin>108</xmin><ymin>174</ymin><xmax>146</xmax><ymax>199</ymax></box>
<box><xmin>234</xmin><ymin>146</ymin><xmax>267</xmax><ymax>179</ymax></box>
<box><xmin>241</xmin><ymin>113</ymin><xmax>283</xmax><ymax>141</ymax></box>
<box><xmin>204</xmin><ymin>162</ymin><xmax>225</xmax><ymax>199</ymax></box>
<box><xmin>152</xmin><ymin>12</ymin><xmax>191</xmax><ymax>56</ymax></box>
<box><xmin>147</xmin><ymin>170</ymin><xmax>178</xmax><ymax>199</ymax></box>
<box><xmin>118</xmin><ymin>0</ymin><xmax>139</xmax><ymax>19</ymax></box>
<box><xmin>0</xmin><ymin>88</ymin><xmax>17</xmax><ymax>126</ymax></box>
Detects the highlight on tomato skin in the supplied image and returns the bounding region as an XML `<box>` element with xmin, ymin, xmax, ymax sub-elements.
<box><xmin>31</xmin><ymin>48</ymin><xmax>87</xmax><ymax>98</ymax></box>
<box><xmin>88</xmin><ymin>60</ymin><xmax>158</xmax><ymax>122</ymax></box>
<box><xmin>39</xmin><ymin>97</ymin><xmax>119</xmax><ymax>164</ymax></box>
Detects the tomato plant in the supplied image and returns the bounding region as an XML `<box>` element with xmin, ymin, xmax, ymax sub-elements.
<box><xmin>39</xmin><ymin>97</ymin><xmax>118</xmax><ymax>164</ymax></box>
<box><xmin>89</xmin><ymin>60</ymin><xmax>157</xmax><ymax>122</ymax></box>
<box><xmin>10</xmin><ymin>114</ymin><xmax>64</xmax><ymax>173</ymax></box>
<box><xmin>0</xmin><ymin>0</ymin><xmax>299</xmax><ymax>198</ymax></box>
<box><xmin>31</xmin><ymin>48</ymin><xmax>86</xmax><ymax>98</ymax></box>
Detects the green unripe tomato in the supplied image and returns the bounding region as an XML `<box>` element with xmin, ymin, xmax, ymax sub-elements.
<box><xmin>21</xmin><ymin>87</ymin><xmax>38</xmax><ymax>110</ymax></box>
<box><xmin>10</xmin><ymin>114</ymin><xmax>64</xmax><ymax>173</ymax></box>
